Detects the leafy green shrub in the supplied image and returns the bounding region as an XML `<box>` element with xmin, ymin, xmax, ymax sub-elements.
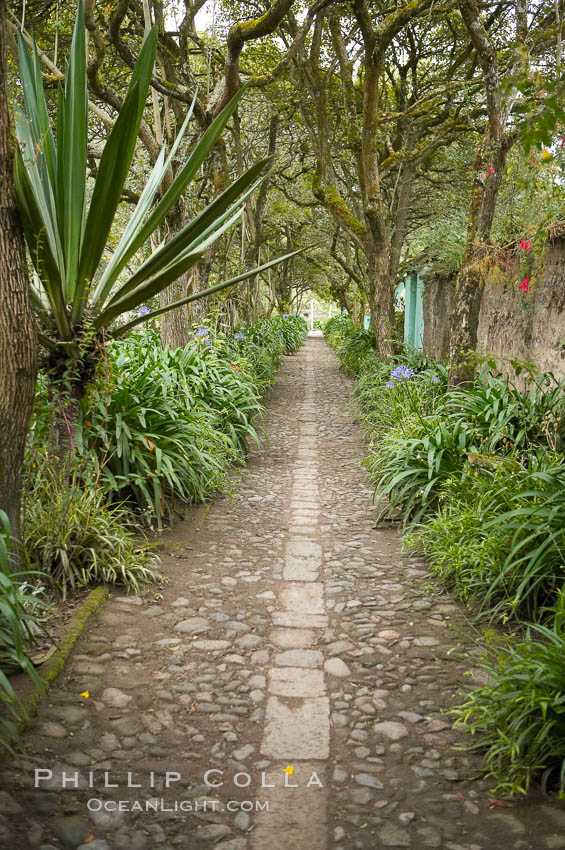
<box><xmin>368</xmin><ymin>415</ymin><xmax>470</xmax><ymax>526</ymax></box>
<box><xmin>446</xmin><ymin>367</ymin><xmax>565</xmax><ymax>456</ymax></box>
<box><xmin>354</xmin><ymin>355</ymin><xmax>447</xmax><ymax>433</ymax></box>
<box><xmin>481</xmin><ymin>462</ymin><xmax>565</xmax><ymax>622</ymax></box>
<box><xmin>277</xmin><ymin>314</ymin><xmax>309</xmax><ymax>353</ymax></box>
<box><xmin>24</xmin><ymin>471</ymin><xmax>158</xmax><ymax>596</ymax></box>
<box><xmin>337</xmin><ymin>328</ymin><xmax>376</xmax><ymax>375</ymax></box>
<box><xmin>407</xmin><ymin>469</ymin><xmax>519</xmax><ymax>609</ymax></box>
<box><xmin>408</xmin><ymin>452</ymin><xmax>565</xmax><ymax>623</ymax></box>
<box><xmin>0</xmin><ymin>513</ymin><xmax>44</xmax><ymax>754</ymax></box>
<box><xmin>451</xmin><ymin>609</ymin><xmax>565</xmax><ymax>797</ymax></box>
<box><xmin>82</xmin><ymin>333</ymin><xmax>235</xmax><ymax>523</ymax></box>
<box><xmin>324</xmin><ymin>314</ymin><xmax>353</xmax><ymax>348</ymax></box>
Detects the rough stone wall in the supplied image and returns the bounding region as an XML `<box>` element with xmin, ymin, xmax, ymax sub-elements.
<box><xmin>477</xmin><ymin>235</ymin><xmax>565</xmax><ymax>382</ymax></box>
<box><xmin>423</xmin><ymin>235</ymin><xmax>565</xmax><ymax>382</ymax></box>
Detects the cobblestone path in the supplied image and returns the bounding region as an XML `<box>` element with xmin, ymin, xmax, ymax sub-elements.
<box><xmin>2</xmin><ymin>336</ymin><xmax>564</xmax><ymax>850</ymax></box>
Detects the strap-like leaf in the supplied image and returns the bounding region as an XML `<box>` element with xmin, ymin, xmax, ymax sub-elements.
<box><xmin>95</xmin><ymin>85</ymin><xmax>249</xmax><ymax>301</ymax></box>
<box><xmin>15</xmin><ymin>108</ymin><xmax>63</xmax><ymax>275</ymax></box>
<box><xmin>60</xmin><ymin>0</ymin><xmax>88</xmax><ymax>300</ymax></box>
<box><xmin>95</xmin><ymin>251</ymin><xmax>205</xmax><ymax>329</ymax></box>
<box><xmin>92</xmin><ymin>91</ymin><xmax>196</xmax><ymax>306</ymax></box>
<box><xmin>16</xmin><ymin>30</ymin><xmax>57</xmax><ymax>195</ymax></box>
<box><xmin>110</xmin><ymin>247</ymin><xmax>308</xmax><ymax>336</ymax></box>
<box><xmin>101</xmin><ymin>202</ymin><xmax>248</xmax><ymax>324</ymax></box>
<box><xmin>73</xmin><ymin>83</ymin><xmax>143</xmax><ymax>322</ymax></box>
<box><xmin>106</xmin><ymin>156</ymin><xmax>272</xmax><ymax>306</ymax></box>
<box><xmin>13</xmin><ymin>146</ymin><xmax>70</xmax><ymax>339</ymax></box>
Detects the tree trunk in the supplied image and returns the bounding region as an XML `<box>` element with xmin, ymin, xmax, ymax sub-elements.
<box><xmin>448</xmin><ymin>137</ymin><xmax>510</xmax><ymax>384</ymax></box>
<box><xmin>448</xmin><ymin>264</ymin><xmax>485</xmax><ymax>384</ymax></box>
<box><xmin>160</xmin><ymin>275</ymin><xmax>190</xmax><ymax>349</ymax></box>
<box><xmin>0</xmin><ymin>0</ymin><xmax>38</xmax><ymax>554</ymax></box>
<box><xmin>367</xmin><ymin>240</ymin><xmax>396</xmax><ymax>359</ymax></box>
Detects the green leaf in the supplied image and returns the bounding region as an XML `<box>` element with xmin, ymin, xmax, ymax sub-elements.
<box><xmin>73</xmin><ymin>83</ymin><xmax>143</xmax><ymax>321</ymax></box>
<box><xmin>105</xmin><ymin>156</ymin><xmax>272</xmax><ymax>310</ymax></box>
<box><xmin>111</xmin><ymin>246</ymin><xmax>308</xmax><ymax>335</ymax></box>
<box><xmin>94</xmin><ymin>85</ymin><xmax>250</xmax><ymax>303</ymax></box>
<box><xmin>60</xmin><ymin>0</ymin><xmax>88</xmax><ymax>300</ymax></box>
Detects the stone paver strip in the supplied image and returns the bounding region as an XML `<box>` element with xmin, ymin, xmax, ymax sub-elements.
<box><xmin>268</xmin><ymin>668</ymin><xmax>326</xmax><ymax>698</ymax></box>
<box><xmin>279</xmin><ymin>582</ymin><xmax>325</xmax><ymax>614</ymax></box>
<box><xmin>261</xmin><ymin>696</ymin><xmax>330</xmax><ymax>759</ymax></box>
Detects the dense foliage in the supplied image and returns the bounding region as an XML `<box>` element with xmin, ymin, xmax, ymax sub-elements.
<box><xmin>0</xmin><ymin>513</ymin><xmax>44</xmax><ymax>754</ymax></box>
<box><xmin>23</xmin><ymin>315</ymin><xmax>307</xmax><ymax>594</ymax></box>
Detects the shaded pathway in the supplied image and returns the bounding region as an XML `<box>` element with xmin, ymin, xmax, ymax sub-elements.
<box><xmin>1</xmin><ymin>336</ymin><xmax>564</xmax><ymax>850</ymax></box>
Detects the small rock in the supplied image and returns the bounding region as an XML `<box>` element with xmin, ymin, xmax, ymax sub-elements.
<box><xmin>171</xmin><ymin>596</ymin><xmax>190</xmax><ymax>607</ymax></box>
<box><xmin>174</xmin><ymin>617</ymin><xmax>209</xmax><ymax>634</ymax></box>
<box><xmin>193</xmin><ymin>640</ymin><xmax>231</xmax><ymax>650</ymax></box>
<box><xmin>237</xmin><ymin>634</ymin><xmax>263</xmax><ymax>649</ymax></box>
<box><xmin>233</xmin><ymin>810</ymin><xmax>250</xmax><ymax>831</ymax></box>
<box><xmin>101</xmin><ymin>687</ymin><xmax>132</xmax><ymax>708</ymax></box>
<box><xmin>416</xmin><ymin>826</ymin><xmax>442</xmax><ymax>847</ymax></box>
<box><xmin>194</xmin><ymin>824</ymin><xmax>232</xmax><ymax>840</ymax></box>
<box><xmin>52</xmin><ymin>815</ymin><xmax>91</xmax><ymax>849</ymax></box>
<box><xmin>373</xmin><ymin>721</ymin><xmax>409</xmax><ymax>741</ymax></box>
<box><xmin>333</xmin><ymin>767</ymin><xmax>348</xmax><ymax>783</ymax></box>
<box><xmin>233</xmin><ymin>745</ymin><xmax>255</xmax><ymax>761</ymax></box>
<box><xmin>324</xmin><ymin>657</ymin><xmax>350</xmax><ymax>677</ymax></box>
<box><xmin>39</xmin><ymin>721</ymin><xmax>67</xmax><ymax>739</ymax></box>
<box><xmin>114</xmin><ymin>829</ymin><xmax>147</xmax><ymax>850</ymax></box>
<box><xmin>354</xmin><ymin>773</ymin><xmax>383</xmax><ymax>789</ymax></box>
<box><xmin>88</xmin><ymin>807</ymin><xmax>126</xmax><ymax>831</ymax></box>
<box><xmin>377</xmin><ymin>823</ymin><xmax>411</xmax><ymax>847</ymax></box>
<box><xmin>0</xmin><ymin>791</ymin><xmax>23</xmax><ymax>814</ymax></box>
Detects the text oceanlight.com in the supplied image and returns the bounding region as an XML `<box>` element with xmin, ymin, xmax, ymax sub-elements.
<box><xmin>86</xmin><ymin>798</ymin><xmax>270</xmax><ymax>813</ymax></box>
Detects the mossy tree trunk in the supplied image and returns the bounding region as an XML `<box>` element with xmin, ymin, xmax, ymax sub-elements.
<box><xmin>0</xmin><ymin>0</ymin><xmax>38</xmax><ymax>554</ymax></box>
<box><xmin>449</xmin><ymin>0</ymin><xmax>524</xmax><ymax>384</ymax></box>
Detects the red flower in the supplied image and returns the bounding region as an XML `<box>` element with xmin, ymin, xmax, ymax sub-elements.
<box><xmin>232</xmin><ymin>365</ymin><xmax>238</xmax><ymax>370</ymax></box>
<box><xmin>561</xmin><ymin>137</ymin><xmax>565</xmax><ymax>149</ymax></box>
<box><xmin>518</xmin><ymin>277</ymin><xmax>530</xmax><ymax>293</ymax></box>
<box><xmin>519</xmin><ymin>239</ymin><xmax>531</xmax><ymax>251</ymax></box>
<box><xmin>489</xmin><ymin>166</ymin><xmax>495</xmax><ymax>175</ymax></box>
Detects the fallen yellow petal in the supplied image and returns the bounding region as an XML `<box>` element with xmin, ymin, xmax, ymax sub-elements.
<box><xmin>80</xmin><ymin>690</ymin><xmax>90</xmax><ymax>699</ymax></box>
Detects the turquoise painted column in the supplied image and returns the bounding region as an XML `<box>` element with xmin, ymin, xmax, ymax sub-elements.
<box><xmin>404</xmin><ymin>273</ymin><xmax>417</xmax><ymax>347</ymax></box>
<box><xmin>414</xmin><ymin>272</ymin><xmax>425</xmax><ymax>350</ymax></box>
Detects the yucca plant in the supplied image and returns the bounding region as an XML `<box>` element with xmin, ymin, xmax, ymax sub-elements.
<box><xmin>14</xmin><ymin>1</ymin><xmax>299</xmax><ymax>406</ymax></box>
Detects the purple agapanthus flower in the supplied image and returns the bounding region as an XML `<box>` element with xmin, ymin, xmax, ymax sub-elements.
<box><xmin>390</xmin><ymin>365</ymin><xmax>414</xmax><ymax>381</ymax></box>
<box><xmin>234</xmin><ymin>332</ymin><xmax>246</xmax><ymax>340</ymax></box>
<box><xmin>432</xmin><ymin>376</ymin><xmax>441</xmax><ymax>384</ymax></box>
<box><xmin>195</xmin><ymin>328</ymin><xmax>209</xmax><ymax>337</ymax></box>
<box><xmin>386</xmin><ymin>380</ymin><xmax>395</xmax><ymax>389</ymax></box>
<box><xmin>136</xmin><ymin>305</ymin><xmax>151</xmax><ymax>316</ymax></box>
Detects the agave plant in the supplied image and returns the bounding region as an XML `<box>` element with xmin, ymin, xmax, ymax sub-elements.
<box><xmin>13</xmin><ymin>1</ymin><xmax>297</xmax><ymax>399</ymax></box>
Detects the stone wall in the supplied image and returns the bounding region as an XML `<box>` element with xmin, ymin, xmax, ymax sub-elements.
<box><xmin>423</xmin><ymin>233</ymin><xmax>565</xmax><ymax>381</ymax></box>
